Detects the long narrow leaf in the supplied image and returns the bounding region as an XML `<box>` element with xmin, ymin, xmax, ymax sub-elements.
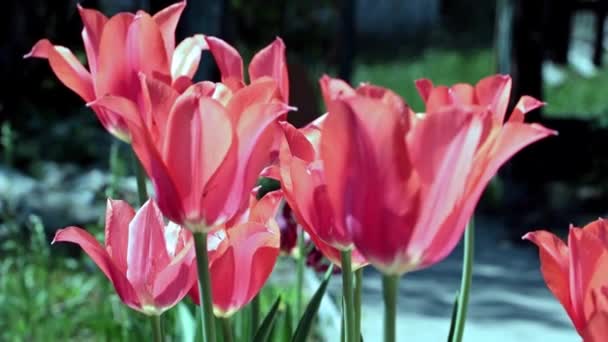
<box><xmin>291</xmin><ymin>265</ymin><xmax>334</xmax><ymax>342</ymax></box>
<box><xmin>447</xmin><ymin>293</ymin><xmax>459</xmax><ymax>342</ymax></box>
<box><xmin>175</xmin><ymin>303</ymin><xmax>196</xmax><ymax>342</ymax></box>
<box><xmin>283</xmin><ymin>302</ymin><xmax>293</xmax><ymax>340</ymax></box>
<box><xmin>253</xmin><ymin>295</ymin><xmax>282</xmax><ymax>342</ymax></box>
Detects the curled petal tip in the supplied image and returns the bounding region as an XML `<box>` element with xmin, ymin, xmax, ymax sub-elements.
<box><xmin>521</xmin><ymin>231</ymin><xmax>541</xmax><ymax>242</ymax></box>
<box><xmin>273</xmin><ymin>36</ymin><xmax>285</xmax><ymax>45</ymax></box>
<box><xmin>24</xmin><ymin>39</ymin><xmax>53</xmax><ymax>59</ymax></box>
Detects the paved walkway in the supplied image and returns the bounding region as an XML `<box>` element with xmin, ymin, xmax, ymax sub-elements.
<box><xmin>327</xmin><ymin>216</ymin><xmax>578</xmax><ymax>341</ymax></box>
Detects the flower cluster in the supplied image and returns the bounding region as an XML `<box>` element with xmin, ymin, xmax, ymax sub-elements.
<box><xmin>28</xmin><ymin>1</ymin><xmax>587</xmax><ymax>341</ymax></box>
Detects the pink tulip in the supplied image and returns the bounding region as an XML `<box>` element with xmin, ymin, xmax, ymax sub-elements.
<box><xmin>524</xmin><ymin>219</ymin><xmax>608</xmax><ymax>338</ymax></box>
<box><xmin>90</xmin><ymin>72</ymin><xmax>291</xmax><ymax>230</ymax></box>
<box><xmin>320</xmin><ymin>74</ymin><xmax>555</xmax><ymax>275</ymax></box>
<box><xmin>52</xmin><ymin>199</ymin><xmax>197</xmax><ymax>315</ymax></box>
<box><xmin>25</xmin><ymin>1</ymin><xmax>208</xmax><ymax>141</ymax></box>
<box><xmin>189</xmin><ymin>190</ymin><xmax>283</xmax><ymax>316</ymax></box>
<box><xmin>277</xmin><ymin>116</ymin><xmax>367</xmax><ymax>270</ymax></box>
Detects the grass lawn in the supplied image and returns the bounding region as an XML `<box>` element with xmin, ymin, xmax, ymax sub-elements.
<box><xmin>354</xmin><ymin>48</ymin><xmax>608</xmax><ymax>124</ymax></box>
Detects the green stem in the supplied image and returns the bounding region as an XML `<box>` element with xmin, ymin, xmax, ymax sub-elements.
<box><xmin>152</xmin><ymin>315</ymin><xmax>163</xmax><ymax>342</ymax></box>
<box><xmin>295</xmin><ymin>229</ymin><xmax>305</xmax><ymax>317</ymax></box>
<box><xmin>106</xmin><ymin>139</ymin><xmax>120</xmax><ymax>198</ymax></box>
<box><xmin>382</xmin><ymin>274</ymin><xmax>399</xmax><ymax>342</ymax></box>
<box><xmin>220</xmin><ymin>317</ymin><xmax>234</xmax><ymax>342</ymax></box>
<box><xmin>341</xmin><ymin>250</ymin><xmax>356</xmax><ymax>342</ymax></box>
<box><xmin>452</xmin><ymin>219</ymin><xmax>475</xmax><ymax>342</ymax></box>
<box><xmin>193</xmin><ymin>232</ymin><xmax>217</xmax><ymax>342</ymax></box>
<box><xmin>354</xmin><ymin>268</ymin><xmax>363</xmax><ymax>341</ymax></box>
<box><xmin>251</xmin><ymin>294</ymin><xmax>260</xmax><ymax>333</ymax></box>
<box><xmin>131</xmin><ymin>149</ymin><xmax>148</xmax><ymax>205</ymax></box>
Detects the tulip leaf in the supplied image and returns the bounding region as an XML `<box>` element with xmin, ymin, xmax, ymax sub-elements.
<box><xmin>253</xmin><ymin>295</ymin><xmax>282</xmax><ymax>342</ymax></box>
<box><xmin>283</xmin><ymin>301</ymin><xmax>293</xmax><ymax>339</ymax></box>
<box><xmin>175</xmin><ymin>303</ymin><xmax>196</xmax><ymax>342</ymax></box>
<box><xmin>291</xmin><ymin>265</ymin><xmax>334</xmax><ymax>342</ymax></box>
<box><xmin>447</xmin><ymin>292</ymin><xmax>459</xmax><ymax>342</ymax></box>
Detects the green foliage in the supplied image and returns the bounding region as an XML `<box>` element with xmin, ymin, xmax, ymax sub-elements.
<box><xmin>355</xmin><ymin>47</ymin><xmax>608</xmax><ymax>123</ymax></box>
<box><xmin>0</xmin><ymin>217</ymin><xmax>322</xmax><ymax>341</ymax></box>
<box><xmin>0</xmin><ymin>218</ymin><xmax>154</xmax><ymax>341</ymax></box>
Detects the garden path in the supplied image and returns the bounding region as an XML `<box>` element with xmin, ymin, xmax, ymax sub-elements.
<box><xmin>326</xmin><ymin>216</ymin><xmax>578</xmax><ymax>341</ymax></box>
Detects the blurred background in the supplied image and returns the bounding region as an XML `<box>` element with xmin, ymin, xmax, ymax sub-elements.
<box><xmin>1</xmin><ymin>0</ymin><xmax>606</xmax><ymax>340</ymax></box>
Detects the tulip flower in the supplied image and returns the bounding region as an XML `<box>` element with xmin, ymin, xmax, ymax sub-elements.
<box><xmin>189</xmin><ymin>190</ymin><xmax>282</xmax><ymax>316</ymax></box>
<box><xmin>91</xmin><ymin>75</ymin><xmax>291</xmax><ymax>230</ymax></box>
<box><xmin>524</xmin><ymin>218</ymin><xmax>608</xmax><ymax>338</ymax></box>
<box><xmin>277</xmin><ymin>112</ymin><xmax>367</xmax><ymax>342</ymax></box>
<box><xmin>319</xmin><ymin>74</ymin><xmax>554</xmax><ymax>341</ymax></box>
<box><xmin>90</xmin><ymin>47</ymin><xmax>290</xmax><ymax>340</ymax></box>
<box><xmin>25</xmin><ymin>1</ymin><xmax>208</xmax><ymax>141</ymax></box>
<box><xmin>52</xmin><ymin>199</ymin><xmax>197</xmax><ymax>316</ymax></box>
<box><xmin>320</xmin><ymin>74</ymin><xmax>555</xmax><ymax>275</ymax></box>
<box><xmin>278</xmin><ymin>118</ymin><xmax>367</xmax><ymax>270</ymax></box>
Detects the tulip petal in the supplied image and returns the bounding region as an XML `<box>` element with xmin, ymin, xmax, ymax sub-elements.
<box><xmin>523</xmin><ymin>230</ymin><xmax>574</xmax><ymax>324</ymax></box>
<box><xmin>415</xmin><ymin>78</ymin><xmax>434</xmax><ymax>102</ymax></box>
<box><xmin>96</xmin><ymin>13</ymin><xmax>135</xmax><ymax>97</ymax></box>
<box><xmin>221</xmin><ymin>102</ymin><xmax>290</xmax><ymax>226</ymax></box>
<box><xmin>126</xmin><ymin>12</ymin><xmax>170</xmax><ymax>81</ymax></box>
<box><xmin>249</xmin><ymin>190</ymin><xmax>283</xmax><ymax>224</ymax></box>
<box><xmin>162</xmin><ymin>94</ymin><xmax>233</xmax><ymax>226</ymax></box>
<box><xmin>152</xmin><ymin>1</ymin><xmax>187</xmax><ymax>59</ymax></box>
<box><xmin>280</xmin><ymin>122</ymin><xmax>316</xmax><ymax>162</ymax></box>
<box><xmin>77</xmin><ymin>5</ymin><xmax>108</xmax><ymax>75</ymax></box>
<box><xmin>210</xmin><ymin>222</ymin><xmax>280</xmax><ymax>316</ymax></box>
<box><xmin>130</xmin><ymin>118</ymin><xmax>185</xmax><ymax>224</ymax></box>
<box><xmin>52</xmin><ymin>227</ymin><xmax>139</xmax><ymax>309</ymax></box>
<box><xmin>225</xmin><ymin>79</ymin><xmax>280</xmax><ymax>124</ymax></box>
<box><xmin>87</xmin><ymin>94</ymin><xmax>141</xmax><ymax>137</ymax></box>
<box><xmin>584</xmin><ymin>219</ymin><xmax>608</xmax><ymax>247</ymax></box>
<box><xmin>139</xmin><ymin>74</ymin><xmax>180</xmax><ymax>140</ymax></box>
<box><xmin>249</xmin><ymin>37</ymin><xmax>289</xmax><ymax>101</ymax></box>
<box><xmin>508</xmin><ymin>95</ymin><xmax>545</xmax><ymax>123</ymax></box>
<box><xmin>321</xmin><ymin>99</ymin><xmax>372</xmax><ymax>243</ymax></box>
<box><xmin>474</xmin><ymin>74</ymin><xmax>512</xmax><ymax>123</ymax></box>
<box><xmin>171</xmin><ymin>34</ymin><xmax>208</xmax><ymax>82</ymax></box>
<box><xmin>425</xmin><ymin>86</ymin><xmax>451</xmax><ymax>113</ymax></box>
<box><xmin>582</xmin><ymin>311</ymin><xmax>608</xmax><ymax>342</ymax></box>
<box><xmin>319</xmin><ymin>74</ymin><xmax>356</xmax><ymax>107</ymax></box>
<box><xmin>569</xmin><ymin>228</ymin><xmax>608</xmax><ymax>331</ymax></box>
<box><xmin>355</xmin><ymin>84</ymin><xmax>409</xmax><ymax>120</ymax></box>
<box><xmin>450</xmin><ymin>83</ymin><xmax>475</xmax><ymax>105</ymax></box>
<box><xmin>152</xmin><ymin>249</ymin><xmax>196</xmax><ymax>311</ymax></box>
<box><xmin>205</xmin><ymin>36</ymin><xmax>244</xmax><ymax>85</ymax></box>
<box><xmin>299</xmin><ymin>113</ymin><xmax>326</xmax><ymax>153</ymax></box>
<box><xmin>408</xmin><ymin>108</ymin><xmax>482</xmax><ymax>258</ymax></box>
<box><xmin>105</xmin><ymin>199</ymin><xmax>136</xmax><ymax>273</ymax></box>
<box><xmin>25</xmin><ymin>39</ymin><xmax>95</xmax><ymax>102</ymax></box>
<box><xmin>126</xmin><ymin>200</ymin><xmax>171</xmax><ymax>301</ymax></box>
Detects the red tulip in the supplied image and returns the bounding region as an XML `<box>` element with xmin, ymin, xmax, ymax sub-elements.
<box><xmin>52</xmin><ymin>199</ymin><xmax>197</xmax><ymax>315</ymax></box>
<box><xmin>320</xmin><ymin>74</ymin><xmax>555</xmax><ymax>275</ymax></box>
<box><xmin>524</xmin><ymin>219</ymin><xmax>608</xmax><ymax>337</ymax></box>
<box><xmin>90</xmin><ymin>73</ymin><xmax>291</xmax><ymax>230</ymax></box>
<box><xmin>25</xmin><ymin>1</ymin><xmax>208</xmax><ymax>141</ymax></box>
<box><xmin>190</xmin><ymin>190</ymin><xmax>283</xmax><ymax>316</ymax></box>
<box><xmin>277</xmin><ymin>114</ymin><xmax>367</xmax><ymax>270</ymax></box>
